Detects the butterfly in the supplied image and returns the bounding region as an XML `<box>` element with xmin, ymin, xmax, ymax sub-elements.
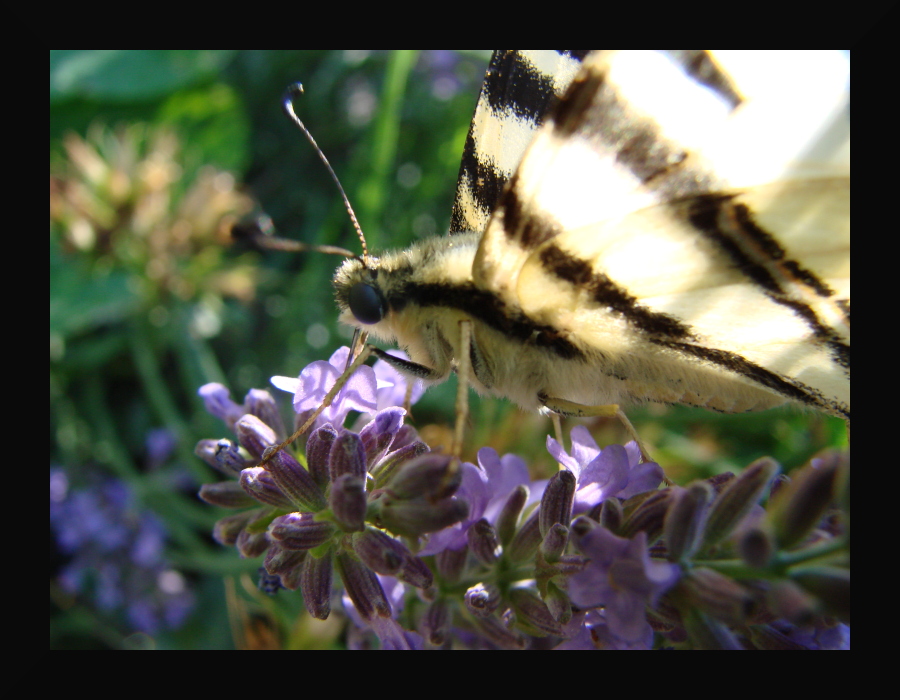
<box><xmin>255</xmin><ymin>50</ymin><xmax>849</xmax><ymax>464</ymax></box>
<box><xmin>330</xmin><ymin>51</ymin><xmax>849</xmax><ymax>427</ymax></box>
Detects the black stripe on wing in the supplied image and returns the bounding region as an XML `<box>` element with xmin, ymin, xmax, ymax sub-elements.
<box><xmin>450</xmin><ymin>50</ymin><xmax>590</xmax><ymax>235</ymax></box>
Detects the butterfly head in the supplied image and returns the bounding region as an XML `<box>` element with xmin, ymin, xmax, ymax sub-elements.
<box><xmin>334</xmin><ymin>256</ymin><xmax>389</xmax><ymax>328</ymax></box>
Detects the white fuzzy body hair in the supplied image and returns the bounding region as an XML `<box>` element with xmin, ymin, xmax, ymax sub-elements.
<box><xmin>332</xmin><ymin>232</ymin><xmax>790</xmax><ymax>415</ymax></box>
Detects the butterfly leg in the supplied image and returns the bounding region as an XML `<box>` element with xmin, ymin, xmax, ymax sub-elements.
<box><xmin>367</xmin><ymin>348</ymin><xmax>445</xmax><ymax>380</ymax></box>
<box><xmin>538</xmin><ymin>393</ymin><xmax>653</xmax><ymax>464</ymax></box>
<box><xmin>452</xmin><ymin>320</ymin><xmax>473</xmax><ymax>460</ymax></box>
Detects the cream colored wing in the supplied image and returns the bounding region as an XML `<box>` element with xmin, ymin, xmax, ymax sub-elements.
<box><xmin>474</xmin><ymin>50</ymin><xmax>850</xmax><ymax>419</ymax></box>
<box><xmin>450</xmin><ymin>50</ymin><xmax>587</xmax><ymax>235</ymax></box>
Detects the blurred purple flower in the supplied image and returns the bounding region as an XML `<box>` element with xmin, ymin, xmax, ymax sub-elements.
<box><xmin>50</xmin><ymin>468</ymin><xmax>194</xmax><ymax>635</ymax></box>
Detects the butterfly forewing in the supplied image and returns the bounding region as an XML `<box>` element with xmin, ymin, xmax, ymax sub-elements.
<box><xmin>450</xmin><ymin>50</ymin><xmax>588</xmax><ymax>236</ymax></box>
<box><xmin>472</xmin><ymin>50</ymin><xmax>849</xmax><ymax>419</ymax></box>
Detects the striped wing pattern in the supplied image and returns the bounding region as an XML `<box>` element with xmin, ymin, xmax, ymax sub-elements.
<box><xmin>450</xmin><ymin>50</ymin><xmax>589</xmax><ymax>235</ymax></box>
<box><xmin>469</xmin><ymin>51</ymin><xmax>850</xmax><ymax>419</ymax></box>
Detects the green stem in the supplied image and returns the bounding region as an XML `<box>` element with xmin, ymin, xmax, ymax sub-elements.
<box><xmin>695</xmin><ymin>535</ymin><xmax>848</xmax><ymax>580</ymax></box>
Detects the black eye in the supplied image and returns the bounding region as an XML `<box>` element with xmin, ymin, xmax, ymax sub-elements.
<box><xmin>348</xmin><ymin>283</ymin><xmax>386</xmax><ymax>325</ymax></box>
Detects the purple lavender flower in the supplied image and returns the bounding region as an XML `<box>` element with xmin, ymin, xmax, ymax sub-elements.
<box><xmin>569</xmin><ymin>521</ymin><xmax>680</xmax><ymax>647</ymax></box>
<box><xmin>547</xmin><ymin>426</ymin><xmax>663</xmax><ymax>515</ymax></box>
<box><xmin>270</xmin><ymin>346</ymin><xmax>377</xmax><ymax>432</ymax></box>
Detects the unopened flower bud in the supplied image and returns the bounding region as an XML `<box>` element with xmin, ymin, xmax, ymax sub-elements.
<box><xmin>264</xmin><ymin>544</ymin><xmax>306</xmax><ymax>591</ymax></box>
<box><xmin>422</xmin><ymin>599</ymin><xmax>450</xmax><ymax>646</ymax></box>
<box><xmin>747</xmin><ymin>624</ymin><xmax>807</xmax><ymax>650</ymax></box>
<box><xmin>269</xmin><ymin>512</ymin><xmax>335</xmax><ymax>550</ymax></box>
<box><xmin>371</xmin><ymin>440</ymin><xmax>430</xmax><ymax>486</ymax></box>
<box><xmin>509</xmin><ymin>587</ymin><xmax>564</xmax><ymax>637</ymax></box>
<box><xmin>592</xmin><ymin>497</ymin><xmax>623</xmax><ymax>532</ymax></box>
<box><xmin>208</xmin><ymin>439</ymin><xmax>249</xmax><ymax>477</ymax></box>
<box><xmin>330</xmin><ymin>474</ymin><xmax>367</xmax><ymax>531</ymax></box>
<box><xmin>306</xmin><ymin>425</ymin><xmax>338</xmax><ymax>488</ymax></box>
<box><xmin>540</xmin><ymin>523</ymin><xmax>569</xmax><ymax>563</ymax></box>
<box><xmin>543</xmin><ymin>580</ymin><xmax>572</xmax><ymax>624</ymax></box>
<box><xmin>386</xmin><ymin>453</ymin><xmax>460</xmax><ymax>500</ymax></box>
<box><xmin>537</xmin><ymin>554</ymin><xmax>589</xmax><ymax>579</ymax></box>
<box><xmin>301</xmin><ymin>549</ymin><xmax>334</xmax><ymax>619</ymax></box>
<box><xmin>240</xmin><ymin>466</ymin><xmax>294</xmax><ymax>509</ymax></box>
<box><xmin>620</xmin><ymin>489</ymin><xmax>673</xmax><ymax>543</ymax></box>
<box><xmin>706</xmin><ymin>472</ymin><xmax>736</xmax><ymax>493</ymax></box>
<box><xmin>198</xmin><ymin>383</ymin><xmax>244</xmax><ymax>430</ymax></box>
<box><xmin>359</xmin><ymin>407</ymin><xmax>405</xmax><ymax>463</ymax></box>
<box><xmin>506</xmin><ymin>510</ymin><xmax>542</xmax><ymax>563</ymax></box>
<box><xmin>472</xmin><ymin>615</ymin><xmax>526</xmax><ymax>649</ymax></box>
<box><xmin>378</xmin><ymin>496</ymin><xmax>469</xmax><ymax>538</ymax></box>
<box><xmin>244</xmin><ymin>389</ymin><xmax>285</xmax><ymax>441</ymax></box>
<box><xmin>791</xmin><ymin>566</ymin><xmax>850</xmax><ymax>622</ymax></box>
<box><xmin>391</xmin><ymin>424</ymin><xmax>419</xmax><ymax>450</ymax></box>
<box><xmin>465</xmin><ymin>582</ymin><xmax>501</xmax><ymax>617</ymax></box>
<box><xmin>682</xmin><ymin>609</ymin><xmax>743</xmax><ymax>650</ymax></box>
<box><xmin>769</xmin><ymin>455</ymin><xmax>840</xmax><ymax>550</ymax></box>
<box><xmin>195</xmin><ymin>439</ymin><xmax>244</xmax><ymax>476</ymax></box>
<box><xmin>539</xmin><ymin>470</ymin><xmax>576</xmax><ymax>537</ymax></box>
<box><xmin>213</xmin><ymin>510</ymin><xmax>256</xmax><ymax>546</ymax></box>
<box><xmin>664</xmin><ymin>482</ymin><xmax>712</xmax><ymax>561</ymax></box>
<box><xmin>468</xmin><ymin>519</ymin><xmax>502</xmax><ymax>565</ymax></box>
<box><xmin>738</xmin><ymin>526</ymin><xmax>775</xmax><ymax>568</ymax></box>
<box><xmin>329</xmin><ymin>430</ymin><xmax>367</xmax><ymax>481</ymax></box>
<box><xmin>703</xmin><ymin>457</ymin><xmax>778</xmax><ymax>548</ymax></box>
<box><xmin>766</xmin><ymin>580</ymin><xmax>819</xmax><ymax>625</ymax></box>
<box><xmin>336</xmin><ymin>552</ymin><xmax>391</xmax><ymax>621</ymax></box>
<box><xmin>352</xmin><ymin>527</ymin><xmax>407</xmax><ymax>576</ymax></box>
<box><xmin>571</xmin><ymin>514</ymin><xmax>598</xmax><ymax>538</ymax></box>
<box><xmin>436</xmin><ymin>546</ymin><xmax>467</xmax><ymax>582</ymax></box>
<box><xmin>398</xmin><ymin>555</ymin><xmax>433</xmax><ymax>589</ymax></box>
<box><xmin>235</xmin><ymin>414</ymin><xmax>278</xmax><ymax>459</ymax></box>
<box><xmin>681</xmin><ymin>567</ymin><xmax>757</xmax><ymax>624</ymax></box>
<box><xmin>199</xmin><ymin>481</ymin><xmax>257</xmax><ymax>509</ymax></box>
<box><xmin>236</xmin><ymin>528</ymin><xmax>269</xmax><ymax>558</ymax></box>
<box><xmin>267</xmin><ymin>450</ymin><xmax>327</xmax><ymax>513</ymax></box>
<box><xmin>495</xmin><ymin>485</ymin><xmax>529</xmax><ymax>546</ymax></box>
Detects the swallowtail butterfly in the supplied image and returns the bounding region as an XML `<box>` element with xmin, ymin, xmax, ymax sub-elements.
<box><xmin>330</xmin><ymin>50</ymin><xmax>850</xmax><ymax>434</ymax></box>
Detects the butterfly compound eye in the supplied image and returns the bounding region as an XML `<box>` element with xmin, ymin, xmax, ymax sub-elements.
<box><xmin>348</xmin><ymin>283</ymin><xmax>386</xmax><ymax>325</ymax></box>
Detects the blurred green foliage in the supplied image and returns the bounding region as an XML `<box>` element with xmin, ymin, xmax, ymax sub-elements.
<box><xmin>49</xmin><ymin>50</ymin><xmax>846</xmax><ymax>649</ymax></box>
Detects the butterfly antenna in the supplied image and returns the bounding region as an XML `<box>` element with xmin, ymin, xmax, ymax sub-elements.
<box><xmin>283</xmin><ymin>83</ymin><xmax>370</xmax><ymax>265</ymax></box>
<box><xmin>231</xmin><ymin>215</ymin><xmax>356</xmax><ymax>258</ymax></box>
